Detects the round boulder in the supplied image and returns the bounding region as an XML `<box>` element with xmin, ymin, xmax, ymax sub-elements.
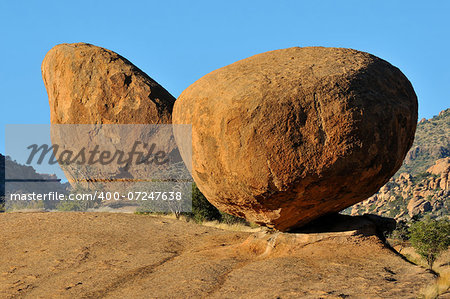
<box><xmin>173</xmin><ymin>47</ymin><xmax>418</xmax><ymax>231</ymax></box>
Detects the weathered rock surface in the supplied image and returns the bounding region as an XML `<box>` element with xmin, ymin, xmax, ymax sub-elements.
<box><xmin>42</xmin><ymin>43</ymin><xmax>180</xmax><ymax>197</ymax></box>
<box><xmin>407</xmin><ymin>197</ymin><xmax>432</xmax><ymax>217</ymax></box>
<box><xmin>174</xmin><ymin>46</ymin><xmax>418</xmax><ymax>231</ymax></box>
<box><xmin>42</xmin><ymin>42</ymin><xmax>175</xmax><ymax>124</ymax></box>
<box><xmin>427</xmin><ymin>157</ymin><xmax>450</xmax><ymax>190</ymax></box>
<box><xmin>0</xmin><ymin>213</ymin><xmax>435</xmax><ymax>298</ymax></box>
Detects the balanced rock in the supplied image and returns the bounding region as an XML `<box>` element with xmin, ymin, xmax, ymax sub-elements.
<box><xmin>173</xmin><ymin>47</ymin><xmax>418</xmax><ymax>231</ymax></box>
<box><xmin>42</xmin><ymin>42</ymin><xmax>175</xmax><ymax>124</ymax></box>
<box><xmin>42</xmin><ymin>43</ymin><xmax>179</xmax><ymax>196</ymax></box>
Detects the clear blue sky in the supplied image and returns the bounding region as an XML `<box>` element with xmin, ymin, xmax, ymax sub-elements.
<box><xmin>1</xmin><ymin>0</ymin><xmax>449</xmax><ymax>153</ymax></box>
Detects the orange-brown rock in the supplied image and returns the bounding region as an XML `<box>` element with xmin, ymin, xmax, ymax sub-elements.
<box><xmin>41</xmin><ymin>43</ymin><xmax>179</xmax><ymax>197</ymax></box>
<box><xmin>42</xmin><ymin>43</ymin><xmax>175</xmax><ymax>124</ymax></box>
<box><xmin>427</xmin><ymin>157</ymin><xmax>450</xmax><ymax>190</ymax></box>
<box><xmin>173</xmin><ymin>47</ymin><xmax>418</xmax><ymax>231</ymax></box>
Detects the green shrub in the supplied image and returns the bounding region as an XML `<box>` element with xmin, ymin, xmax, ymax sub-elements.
<box><xmin>56</xmin><ymin>200</ymin><xmax>90</xmax><ymax>211</ymax></box>
<box><xmin>188</xmin><ymin>184</ymin><xmax>247</xmax><ymax>225</ymax></box>
<box><xmin>220</xmin><ymin>211</ymin><xmax>247</xmax><ymax>225</ymax></box>
<box><xmin>189</xmin><ymin>183</ymin><xmax>221</xmax><ymax>223</ymax></box>
<box><xmin>388</xmin><ymin>220</ymin><xmax>410</xmax><ymax>252</ymax></box>
<box><xmin>8</xmin><ymin>200</ymin><xmax>44</xmax><ymax>211</ymax></box>
<box><xmin>136</xmin><ymin>183</ymin><xmax>250</xmax><ymax>227</ymax></box>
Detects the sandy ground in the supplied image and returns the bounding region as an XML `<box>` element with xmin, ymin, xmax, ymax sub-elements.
<box><xmin>0</xmin><ymin>212</ymin><xmax>438</xmax><ymax>298</ymax></box>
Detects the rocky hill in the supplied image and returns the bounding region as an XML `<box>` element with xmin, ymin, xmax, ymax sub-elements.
<box><xmin>346</xmin><ymin>108</ymin><xmax>450</xmax><ymax>220</ymax></box>
<box><xmin>0</xmin><ymin>154</ymin><xmax>69</xmax><ymax>211</ymax></box>
<box><xmin>401</xmin><ymin>108</ymin><xmax>450</xmax><ymax>175</ymax></box>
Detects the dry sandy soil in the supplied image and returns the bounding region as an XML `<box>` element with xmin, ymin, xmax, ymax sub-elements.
<box><xmin>0</xmin><ymin>212</ymin><xmax>438</xmax><ymax>298</ymax></box>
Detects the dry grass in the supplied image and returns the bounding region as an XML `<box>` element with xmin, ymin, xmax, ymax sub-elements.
<box><xmin>201</xmin><ymin>219</ymin><xmax>262</xmax><ymax>232</ymax></box>
<box><xmin>399</xmin><ymin>246</ymin><xmax>450</xmax><ymax>298</ymax></box>
<box><xmin>420</xmin><ymin>269</ymin><xmax>450</xmax><ymax>299</ymax></box>
<box><xmin>136</xmin><ymin>212</ymin><xmax>262</xmax><ymax>232</ymax></box>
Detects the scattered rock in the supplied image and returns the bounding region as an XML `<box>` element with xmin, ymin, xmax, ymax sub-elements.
<box><xmin>174</xmin><ymin>46</ymin><xmax>418</xmax><ymax>231</ymax></box>
<box><xmin>407</xmin><ymin>197</ymin><xmax>432</xmax><ymax>217</ymax></box>
<box><xmin>427</xmin><ymin>157</ymin><xmax>450</xmax><ymax>190</ymax></box>
<box><xmin>398</xmin><ymin>172</ymin><xmax>412</xmax><ymax>182</ymax></box>
<box><xmin>350</xmin><ymin>164</ymin><xmax>449</xmax><ymax>220</ymax></box>
<box><xmin>401</xmin><ymin>108</ymin><xmax>449</xmax><ymax>174</ymax></box>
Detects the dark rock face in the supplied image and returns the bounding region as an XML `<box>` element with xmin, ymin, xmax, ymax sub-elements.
<box><xmin>173</xmin><ymin>47</ymin><xmax>418</xmax><ymax>231</ymax></box>
<box><xmin>42</xmin><ymin>42</ymin><xmax>175</xmax><ymax>124</ymax></box>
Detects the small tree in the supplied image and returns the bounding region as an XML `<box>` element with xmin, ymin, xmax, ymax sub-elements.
<box><xmin>409</xmin><ymin>217</ymin><xmax>450</xmax><ymax>269</ymax></box>
<box><xmin>389</xmin><ymin>220</ymin><xmax>410</xmax><ymax>253</ymax></box>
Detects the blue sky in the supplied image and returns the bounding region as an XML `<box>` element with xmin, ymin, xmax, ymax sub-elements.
<box><xmin>1</xmin><ymin>0</ymin><xmax>449</xmax><ymax>153</ymax></box>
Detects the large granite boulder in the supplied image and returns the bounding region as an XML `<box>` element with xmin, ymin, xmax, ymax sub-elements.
<box><xmin>173</xmin><ymin>47</ymin><xmax>418</xmax><ymax>231</ymax></box>
<box><xmin>42</xmin><ymin>42</ymin><xmax>175</xmax><ymax>124</ymax></box>
<box><xmin>42</xmin><ymin>43</ymin><xmax>180</xmax><ymax>197</ymax></box>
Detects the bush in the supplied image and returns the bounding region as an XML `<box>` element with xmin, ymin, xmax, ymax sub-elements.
<box><xmin>189</xmin><ymin>183</ymin><xmax>222</xmax><ymax>223</ymax></box>
<box><xmin>409</xmin><ymin>217</ymin><xmax>450</xmax><ymax>269</ymax></box>
<box><xmin>137</xmin><ymin>183</ymin><xmax>249</xmax><ymax>227</ymax></box>
<box><xmin>56</xmin><ymin>199</ymin><xmax>92</xmax><ymax>211</ymax></box>
<box><xmin>189</xmin><ymin>184</ymin><xmax>247</xmax><ymax>225</ymax></box>
<box><xmin>389</xmin><ymin>219</ymin><xmax>410</xmax><ymax>253</ymax></box>
<box><xmin>220</xmin><ymin>211</ymin><xmax>247</xmax><ymax>225</ymax></box>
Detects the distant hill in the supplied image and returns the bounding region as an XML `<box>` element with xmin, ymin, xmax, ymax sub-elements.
<box><xmin>399</xmin><ymin>108</ymin><xmax>450</xmax><ymax>175</ymax></box>
<box><xmin>0</xmin><ymin>154</ymin><xmax>69</xmax><ymax>211</ymax></box>
<box><xmin>345</xmin><ymin>108</ymin><xmax>450</xmax><ymax>220</ymax></box>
